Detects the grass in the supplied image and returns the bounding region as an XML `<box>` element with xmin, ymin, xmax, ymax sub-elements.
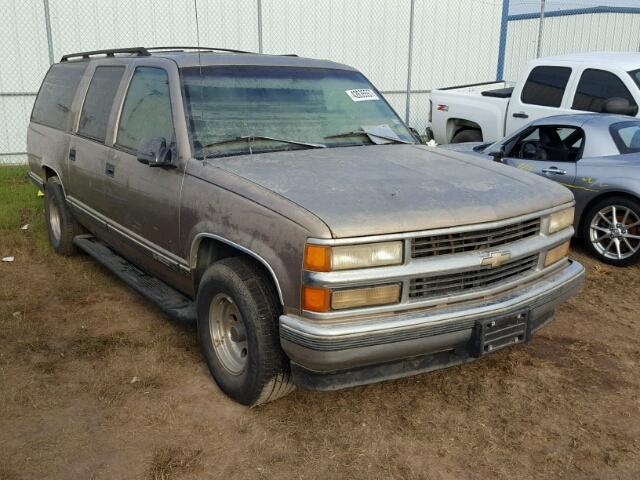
<box><xmin>0</xmin><ymin>165</ymin><xmax>48</xmax><ymax>256</ymax></box>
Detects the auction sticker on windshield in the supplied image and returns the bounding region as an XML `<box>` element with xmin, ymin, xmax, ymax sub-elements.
<box><xmin>346</xmin><ymin>88</ymin><xmax>379</xmax><ymax>102</ymax></box>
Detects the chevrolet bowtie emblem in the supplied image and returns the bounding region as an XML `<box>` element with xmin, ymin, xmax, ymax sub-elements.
<box><xmin>481</xmin><ymin>251</ymin><xmax>511</xmax><ymax>268</ymax></box>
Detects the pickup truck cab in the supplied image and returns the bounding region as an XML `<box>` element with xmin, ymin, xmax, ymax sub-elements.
<box><xmin>430</xmin><ymin>52</ymin><xmax>640</xmax><ymax>144</ymax></box>
<box><xmin>28</xmin><ymin>47</ymin><xmax>584</xmax><ymax>406</ymax></box>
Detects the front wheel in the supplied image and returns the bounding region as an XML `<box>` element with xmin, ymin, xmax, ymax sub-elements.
<box><xmin>196</xmin><ymin>257</ymin><xmax>294</xmax><ymax>405</ymax></box>
<box><xmin>451</xmin><ymin>128</ymin><xmax>482</xmax><ymax>143</ymax></box>
<box><xmin>582</xmin><ymin>196</ymin><xmax>640</xmax><ymax>267</ymax></box>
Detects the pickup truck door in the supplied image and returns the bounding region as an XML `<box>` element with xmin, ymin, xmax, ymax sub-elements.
<box><xmin>502</xmin><ymin>124</ymin><xmax>579</xmax><ymax>188</ymax></box>
<box><xmin>506</xmin><ymin>65</ymin><xmax>575</xmax><ymax>135</ymax></box>
<box><xmin>106</xmin><ymin>65</ymin><xmax>184</xmax><ymax>262</ymax></box>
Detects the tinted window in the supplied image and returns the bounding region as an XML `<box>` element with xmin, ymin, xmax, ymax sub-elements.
<box><xmin>31</xmin><ymin>62</ymin><xmax>87</xmax><ymax>129</ymax></box>
<box><xmin>572</xmin><ymin>69</ymin><xmax>637</xmax><ymax>113</ymax></box>
<box><xmin>78</xmin><ymin>66</ymin><xmax>125</xmax><ymax>142</ymax></box>
<box><xmin>610</xmin><ymin>121</ymin><xmax>640</xmax><ymax>154</ymax></box>
<box><xmin>630</xmin><ymin>69</ymin><xmax>640</xmax><ymax>89</ymax></box>
<box><xmin>116</xmin><ymin>68</ymin><xmax>174</xmax><ymax>151</ymax></box>
<box><xmin>521</xmin><ymin>66</ymin><xmax>572</xmax><ymax>107</ymax></box>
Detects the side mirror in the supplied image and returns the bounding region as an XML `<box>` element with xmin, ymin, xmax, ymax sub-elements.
<box><xmin>488</xmin><ymin>149</ymin><xmax>505</xmax><ymax>163</ymax></box>
<box><xmin>136</xmin><ymin>137</ymin><xmax>175</xmax><ymax>168</ymax></box>
<box><xmin>602</xmin><ymin>97</ymin><xmax>639</xmax><ymax>116</ymax></box>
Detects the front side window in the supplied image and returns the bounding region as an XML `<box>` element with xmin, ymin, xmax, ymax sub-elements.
<box><xmin>181</xmin><ymin>66</ymin><xmax>414</xmax><ymax>158</ymax></box>
<box><xmin>78</xmin><ymin>66</ymin><xmax>125</xmax><ymax>142</ymax></box>
<box><xmin>116</xmin><ymin>67</ymin><xmax>174</xmax><ymax>152</ymax></box>
<box><xmin>31</xmin><ymin>62</ymin><xmax>87</xmax><ymax>130</ymax></box>
<box><xmin>610</xmin><ymin>121</ymin><xmax>640</xmax><ymax>154</ymax></box>
<box><xmin>572</xmin><ymin>69</ymin><xmax>637</xmax><ymax>113</ymax></box>
<box><xmin>506</xmin><ymin>125</ymin><xmax>584</xmax><ymax>162</ymax></box>
<box><xmin>521</xmin><ymin>66</ymin><xmax>572</xmax><ymax>107</ymax></box>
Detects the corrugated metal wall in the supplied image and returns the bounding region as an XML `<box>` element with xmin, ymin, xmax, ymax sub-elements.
<box><xmin>504</xmin><ymin>10</ymin><xmax>640</xmax><ymax>82</ymax></box>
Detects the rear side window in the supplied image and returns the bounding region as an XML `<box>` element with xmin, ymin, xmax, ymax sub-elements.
<box><xmin>31</xmin><ymin>62</ymin><xmax>87</xmax><ymax>130</ymax></box>
<box><xmin>572</xmin><ymin>69</ymin><xmax>637</xmax><ymax>113</ymax></box>
<box><xmin>610</xmin><ymin>121</ymin><xmax>640</xmax><ymax>154</ymax></box>
<box><xmin>521</xmin><ymin>66</ymin><xmax>572</xmax><ymax>107</ymax></box>
<box><xmin>116</xmin><ymin>67</ymin><xmax>174</xmax><ymax>152</ymax></box>
<box><xmin>78</xmin><ymin>66</ymin><xmax>125</xmax><ymax>142</ymax></box>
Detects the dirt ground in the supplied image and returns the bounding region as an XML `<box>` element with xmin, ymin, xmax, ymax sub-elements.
<box><xmin>1</xmin><ymin>166</ymin><xmax>639</xmax><ymax>480</ymax></box>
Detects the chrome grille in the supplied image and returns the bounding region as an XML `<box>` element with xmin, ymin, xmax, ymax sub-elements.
<box><xmin>409</xmin><ymin>254</ymin><xmax>538</xmax><ymax>300</ymax></box>
<box><xmin>411</xmin><ymin>218</ymin><xmax>541</xmax><ymax>258</ymax></box>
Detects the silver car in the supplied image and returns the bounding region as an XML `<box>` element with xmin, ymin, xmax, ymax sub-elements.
<box><xmin>446</xmin><ymin>114</ymin><xmax>640</xmax><ymax>266</ymax></box>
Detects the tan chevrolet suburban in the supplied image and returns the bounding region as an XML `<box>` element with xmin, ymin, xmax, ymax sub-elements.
<box><xmin>27</xmin><ymin>46</ymin><xmax>585</xmax><ymax>405</ymax></box>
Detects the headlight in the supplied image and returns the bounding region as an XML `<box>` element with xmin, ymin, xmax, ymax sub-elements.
<box><xmin>304</xmin><ymin>241</ymin><xmax>403</xmax><ymax>271</ymax></box>
<box><xmin>548</xmin><ymin>207</ymin><xmax>574</xmax><ymax>234</ymax></box>
<box><xmin>544</xmin><ymin>241</ymin><xmax>570</xmax><ymax>267</ymax></box>
<box><xmin>302</xmin><ymin>284</ymin><xmax>401</xmax><ymax>312</ymax></box>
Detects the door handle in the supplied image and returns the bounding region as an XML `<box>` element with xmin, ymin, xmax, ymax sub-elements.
<box><xmin>105</xmin><ymin>162</ymin><xmax>115</xmax><ymax>177</ymax></box>
<box><xmin>512</xmin><ymin>112</ymin><xmax>529</xmax><ymax>119</ymax></box>
<box><xmin>541</xmin><ymin>166</ymin><xmax>566</xmax><ymax>175</ymax></box>
<box><xmin>69</xmin><ymin>148</ymin><xmax>76</xmax><ymax>162</ymax></box>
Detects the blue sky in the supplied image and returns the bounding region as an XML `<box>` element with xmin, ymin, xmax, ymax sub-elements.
<box><xmin>509</xmin><ymin>0</ymin><xmax>640</xmax><ymax>14</ymax></box>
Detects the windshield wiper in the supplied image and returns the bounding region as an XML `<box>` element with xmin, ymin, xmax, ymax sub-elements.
<box><xmin>198</xmin><ymin>135</ymin><xmax>326</xmax><ymax>156</ymax></box>
<box><xmin>324</xmin><ymin>129</ymin><xmax>413</xmax><ymax>144</ymax></box>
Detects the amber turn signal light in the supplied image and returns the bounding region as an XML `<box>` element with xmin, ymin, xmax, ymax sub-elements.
<box><xmin>304</xmin><ymin>244</ymin><xmax>331</xmax><ymax>272</ymax></box>
<box><xmin>302</xmin><ymin>286</ymin><xmax>330</xmax><ymax>312</ymax></box>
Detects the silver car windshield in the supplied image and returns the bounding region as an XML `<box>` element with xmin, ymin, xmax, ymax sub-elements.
<box><xmin>182</xmin><ymin>65</ymin><xmax>415</xmax><ymax>158</ymax></box>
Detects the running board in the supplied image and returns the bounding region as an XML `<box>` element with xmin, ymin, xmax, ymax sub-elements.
<box><xmin>74</xmin><ymin>235</ymin><xmax>196</xmax><ymax>324</ymax></box>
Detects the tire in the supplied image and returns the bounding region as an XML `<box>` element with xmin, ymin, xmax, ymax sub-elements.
<box><xmin>581</xmin><ymin>196</ymin><xmax>640</xmax><ymax>267</ymax></box>
<box><xmin>196</xmin><ymin>257</ymin><xmax>294</xmax><ymax>405</ymax></box>
<box><xmin>451</xmin><ymin>128</ymin><xmax>482</xmax><ymax>143</ymax></box>
<box><xmin>44</xmin><ymin>176</ymin><xmax>83</xmax><ymax>256</ymax></box>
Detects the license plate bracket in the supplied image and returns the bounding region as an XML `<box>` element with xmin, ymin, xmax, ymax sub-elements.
<box><xmin>470</xmin><ymin>310</ymin><xmax>530</xmax><ymax>358</ymax></box>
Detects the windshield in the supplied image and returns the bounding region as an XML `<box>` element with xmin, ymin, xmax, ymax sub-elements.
<box><xmin>181</xmin><ymin>65</ymin><xmax>414</xmax><ymax>158</ymax></box>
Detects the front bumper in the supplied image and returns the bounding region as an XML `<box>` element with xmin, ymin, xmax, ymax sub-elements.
<box><xmin>279</xmin><ymin>259</ymin><xmax>584</xmax><ymax>390</ymax></box>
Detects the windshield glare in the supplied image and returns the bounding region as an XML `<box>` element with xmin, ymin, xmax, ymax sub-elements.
<box><xmin>181</xmin><ymin>66</ymin><xmax>414</xmax><ymax>157</ymax></box>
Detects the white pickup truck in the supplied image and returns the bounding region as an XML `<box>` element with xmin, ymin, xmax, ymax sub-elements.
<box><xmin>429</xmin><ymin>52</ymin><xmax>640</xmax><ymax>144</ymax></box>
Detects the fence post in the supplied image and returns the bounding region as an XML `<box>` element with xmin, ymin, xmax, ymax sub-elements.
<box><xmin>257</xmin><ymin>0</ymin><xmax>263</xmax><ymax>53</ymax></box>
<box><xmin>405</xmin><ymin>0</ymin><xmax>415</xmax><ymax>125</ymax></box>
<box><xmin>495</xmin><ymin>0</ymin><xmax>509</xmax><ymax>80</ymax></box>
<box><xmin>535</xmin><ymin>0</ymin><xmax>546</xmax><ymax>58</ymax></box>
<box><xmin>43</xmin><ymin>0</ymin><xmax>54</xmax><ymax>65</ymax></box>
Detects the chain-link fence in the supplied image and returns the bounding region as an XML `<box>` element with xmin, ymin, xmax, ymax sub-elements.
<box><xmin>1</xmin><ymin>0</ymin><xmax>640</xmax><ymax>164</ymax></box>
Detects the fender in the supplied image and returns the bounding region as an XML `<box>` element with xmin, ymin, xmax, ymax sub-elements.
<box><xmin>189</xmin><ymin>232</ymin><xmax>285</xmax><ymax>305</ymax></box>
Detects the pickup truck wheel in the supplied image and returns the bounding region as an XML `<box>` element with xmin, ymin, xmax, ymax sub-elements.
<box><xmin>451</xmin><ymin>129</ymin><xmax>482</xmax><ymax>143</ymax></box>
<box><xmin>197</xmin><ymin>257</ymin><xmax>294</xmax><ymax>405</ymax></box>
<box><xmin>582</xmin><ymin>196</ymin><xmax>640</xmax><ymax>267</ymax></box>
<box><xmin>44</xmin><ymin>177</ymin><xmax>83</xmax><ymax>256</ymax></box>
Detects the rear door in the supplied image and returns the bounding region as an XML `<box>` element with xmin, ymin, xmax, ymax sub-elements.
<box><xmin>506</xmin><ymin>65</ymin><xmax>574</xmax><ymax>135</ymax></box>
<box><xmin>501</xmin><ymin>124</ymin><xmax>581</xmax><ymax>186</ymax></box>
<box><xmin>69</xmin><ymin>64</ymin><xmax>126</xmax><ymax>218</ymax></box>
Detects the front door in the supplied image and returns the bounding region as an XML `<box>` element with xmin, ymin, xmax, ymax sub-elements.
<box><xmin>106</xmin><ymin>65</ymin><xmax>184</xmax><ymax>261</ymax></box>
<box><xmin>502</xmin><ymin>124</ymin><xmax>582</xmax><ymax>188</ymax></box>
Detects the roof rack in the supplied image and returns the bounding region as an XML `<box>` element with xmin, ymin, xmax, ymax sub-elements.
<box><xmin>145</xmin><ymin>46</ymin><xmax>254</xmax><ymax>54</ymax></box>
<box><xmin>60</xmin><ymin>47</ymin><xmax>150</xmax><ymax>62</ymax></box>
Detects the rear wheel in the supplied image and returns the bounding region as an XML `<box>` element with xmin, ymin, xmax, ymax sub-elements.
<box><xmin>44</xmin><ymin>176</ymin><xmax>83</xmax><ymax>256</ymax></box>
<box><xmin>197</xmin><ymin>257</ymin><xmax>294</xmax><ymax>405</ymax></box>
<box><xmin>451</xmin><ymin>128</ymin><xmax>482</xmax><ymax>143</ymax></box>
<box><xmin>582</xmin><ymin>196</ymin><xmax>640</xmax><ymax>267</ymax></box>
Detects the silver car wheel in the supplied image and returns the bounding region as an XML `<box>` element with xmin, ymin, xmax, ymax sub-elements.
<box><xmin>589</xmin><ymin>205</ymin><xmax>640</xmax><ymax>260</ymax></box>
<box><xmin>49</xmin><ymin>200</ymin><xmax>62</xmax><ymax>243</ymax></box>
<box><xmin>208</xmin><ymin>293</ymin><xmax>248</xmax><ymax>375</ymax></box>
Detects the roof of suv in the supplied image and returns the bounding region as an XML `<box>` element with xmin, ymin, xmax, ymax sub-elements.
<box><xmin>60</xmin><ymin>46</ymin><xmax>356</xmax><ymax>71</ymax></box>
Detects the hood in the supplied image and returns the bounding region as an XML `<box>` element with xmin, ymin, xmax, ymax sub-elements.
<box><xmin>211</xmin><ymin>144</ymin><xmax>574</xmax><ymax>238</ymax></box>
